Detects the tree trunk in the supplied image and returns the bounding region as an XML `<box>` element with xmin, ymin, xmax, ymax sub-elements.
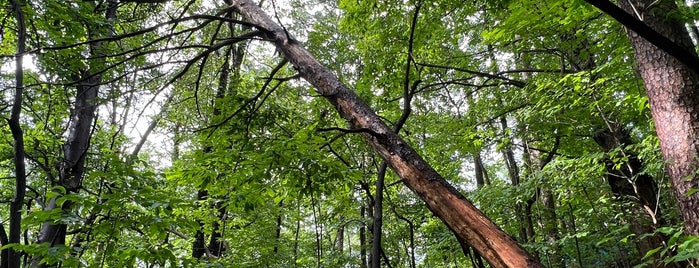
<box><xmin>230</xmin><ymin>1</ymin><xmax>543</xmax><ymax>267</ymax></box>
<box><xmin>192</xmin><ymin>7</ymin><xmax>248</xmax><ymax>257</ymax></box>
<box><xmin>32</xmin><ymin>2</ymin><xmax>118</xmax><ymax>266</ymax></box>
<box><xmin>360</xmin><ymin>206</ymin><xmax>368</xmax><ymax>268</ymax></box>
<box><xmin>371</xmin><ymin>163</ymin><xmax>387</xmax><ymax>268</ymax></box>
<box><xmin>8</xmin><ymin>0</ymin><xmax>27</xmax><ymax>267</ymax></box>
<box><xmin>617</xmin><ymin>0</ymin><xmax>699</xmax><ymax>235</ymax></box>
<box><xmin>540</xmin><ymin>189</ymin><xmax>562</xmax><ymax>268</ymax></box>
<box><xmin>474</xmin><ymin>152</ymin><xmax>488</xmax><ymax>187</ymax></box>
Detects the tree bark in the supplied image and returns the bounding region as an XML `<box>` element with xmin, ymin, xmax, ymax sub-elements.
<box><xmin>230</xmin><ymin>1</ymin><xmax>543</xmax><ymax>267</ymax></box>
<box><xmin>192</xmin><ymin>6</ymin><xmax>248</xmax><ymax>257</ymax></box>
<box><xmin>616</xmin><ymin>0</ymin><xmax>699</xmax><ymax>235</ymax></box>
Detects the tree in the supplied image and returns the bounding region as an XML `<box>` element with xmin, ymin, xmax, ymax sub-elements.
<box><xmin>230</xmin><ymin>0</ymin><xmax>543</xmax><ymax>266</ymax></box>
<box><xmin>7</xmin><ymin>0</ymin><xmax>27</xmax><ymax>267</ymax></box>
<box><xmin>3</xmin><ymin>0</ymin><xmax>698</xmax><ymax>266</ymax></box>
<box><xmin>31</xmin><ymin>1</ymin><xmax>118</xmax><ymax>266</ymax></box>
<box><xmin>586</xmin><ymin>0</ymin><xmax>699</xmax><ymax>236</ymax></box>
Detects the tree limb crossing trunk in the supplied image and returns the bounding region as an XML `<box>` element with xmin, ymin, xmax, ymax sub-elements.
<box><xmin>617</xmin><ymin>0</ymin><xmax>699</xmax><ymax>236</ymax></box>
<box><xmin>230</xmin><ymin>1</ymin><xmax>543</xmax><ymax>267</ymax></box>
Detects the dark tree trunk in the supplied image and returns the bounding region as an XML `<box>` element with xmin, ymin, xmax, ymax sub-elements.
<box><xmin>360</xmin><ymin>206</ymin><xmax>368</xmax><ymax>268</ymax></box>
<box><xmin>274</xmin><ymin>200</ymin><xmax>284</xmax><ymax>254</ymax></box>
<box><xmin>474</xmin><ymin>152</ymin><xmax>488</xmax><ymax>187</ymax></box>
<box><xmin>34</xmin><ymin>36</ymin><xmax>105</xmax><ymax>268</ymax></box>
<box><xmin>33</xmin><ymin>2</ymin><xmax>118</xmax><ymax>266</ymax></box>
<box><xmin>540</xmin><ymin>189</ymin><xmax>562</xmax><ymax>268</ymax></box>
<box><xmin>615</xmin><ymin>0</ymin><xmax>699</xmax><ymax>235</ymax></box>
<box><xmin>192</xmin><ymin>190</ymin><xmax>208</xmax><ymax>259</ymax></box>
<box><xmin>8</xmin><ymin>1</ymin><xmax>27</xmax><ymax>267</ymax></box>
<box><xmin>371</xmin><ymin>163</ymin><xmax>387</xmax><ymax>268</ymax></box>
<box><xmin>192</xmin><ymin>7</ymin><xmax>248</xmax><ymax>257</ymax></box>
<box><xmin>231</xmin><ymin>1</ymin><xmax>543</xmax><ymax>267</ymax></box>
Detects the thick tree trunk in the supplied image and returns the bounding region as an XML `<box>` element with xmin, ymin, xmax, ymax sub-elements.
<box><xmin>230</xmin><ymin>1</ymin><xmax>543</xmax><ymax>267</ymax></box>
<box><xmin>617</xmin><ymin>0</ymin><xmax>699</xmax><ymax>235</ymax></box>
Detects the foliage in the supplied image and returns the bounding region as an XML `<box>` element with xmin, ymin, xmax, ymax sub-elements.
<box><xmin>0</xmin><ymin>0</ymin><xmax>698</xmax><ymax>266</ymax></box>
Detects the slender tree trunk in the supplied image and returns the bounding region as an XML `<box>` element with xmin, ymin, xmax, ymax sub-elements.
<box><xmin>371</xmin><ymin>163</ymin><xmax>387</xmax><ymax>268</ymax></box>
<box><xmin>334</xmin><ymin>216</ymin><xmax>344</xmax><ymax>252</ymax></box>
<box><xmin>390</xmin><ymin>206</ymin><xmax>416</xmax><ymax>268</ymax></box>
<box><xmin>8</xmin><ymin>1</ymin><xmax>27</xmax><ymax>267</ymax></box>
<box><xmin>293</xmin><ymin>201</ymin><xmax>301</xmax><ymax>267</ymax></box>
<box><xmin>192</xmin><ymin>190</ymin><xmax>208</xmax><ymax>259</ymax></box>
<box><xmin>528</xmin><ymin>137</ymin><xmax>562</xmax><ymax>267</ymax></box>
<box><xmin>615</xmin><ymin>0</ymin><xmax>699</xmax><ymax>235</ymax></box>
<box><xmin>474</xmin><ymin>152</ymin><xmax>488</xmax><ymax>187</ymax></box>
<box><xmin>522</xmin><ymin>140</ymin><xmax>537</xmax><ymax>244</ymax></box>
<box><xmin>360</xmin><ymin>206</ymin><xmax>368</xmax><ymax>268</ymax></box>
<box><xmin>274</xmin><ymin>200</ymin><xmax>284</xmax><ymax>254</ymax></box>
<box><xmin>540</xmin><ymin>189</ymin><xmax>562</xmax><ymax>268</ymax></box>
<box><xmin>372</xmin><ymin>3</ymin><xmax>420</xmax><ymax>266</ymax></box>
<box><xmin>311</xmin><ymin>193</ymin><xmax>322</xmax><ymax>268</ymax></box>
<box><xmin>499</xmin><ymin>117</ymin><xmax>528</xmax><ymax>243</ymax></box>
<box><xmin>231</xmin><ymin>1</ymin><xmax>543</xmax><ymax>267</ymax></box>
<box><xmin>0</xmin><ymin>225</ymin><xmax>8</xmax><ymax>268</ymax></box>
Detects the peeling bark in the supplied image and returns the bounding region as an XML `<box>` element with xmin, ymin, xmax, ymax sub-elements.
<box><xmin>230</xmin><ymin>1</ymin><xmax>543</xmax><ymax>266</ymax></box>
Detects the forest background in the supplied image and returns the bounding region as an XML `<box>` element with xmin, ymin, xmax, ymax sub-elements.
<box><xmin>2</xmin><ymin>0</ymin><xmax>699</xmax><ymax>267</ymax></box>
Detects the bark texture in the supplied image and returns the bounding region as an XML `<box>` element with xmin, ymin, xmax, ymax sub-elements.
<box><xmin>231</xmin><ymin>1</ymin><xmax>543</xmax><ymax>267</ymax></box>
<box><xmin>618</xmin><ymin>0</ymin><xmax>699</xmax><ymax>235</ymax></box>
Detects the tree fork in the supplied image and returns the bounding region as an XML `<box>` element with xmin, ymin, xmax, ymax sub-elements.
<box><xmin>230</xmin><ymin>0</ymin><xmax>543</xmax><ymax>266</ymax></box>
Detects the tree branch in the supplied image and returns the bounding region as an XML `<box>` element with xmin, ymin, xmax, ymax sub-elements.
<box><xmin>583</xmin><ymin>0</ymin><xmax>699</xmax><ymax>75</ymax></box>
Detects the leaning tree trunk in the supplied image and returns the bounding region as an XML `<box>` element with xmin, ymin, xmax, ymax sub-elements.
<box><xmin>617</xmin><ymin>0</ymin><xmax>699</xmax><ymax>235</ymax></box>
<box><xmin>230</xmin><ymin>1</ymin><xmax>543</xmax><ymax>267</ymax></box>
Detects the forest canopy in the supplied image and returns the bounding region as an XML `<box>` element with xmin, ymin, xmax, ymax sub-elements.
<box><xmin>1</xmin><ymin>0</ymin><xmax>699</xmax><ymax>267</ymax></box>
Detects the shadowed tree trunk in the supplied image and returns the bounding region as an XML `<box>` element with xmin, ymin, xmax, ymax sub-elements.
<box><xmin>593</xmin><ymin>126</ymin><xmax>660</xmax><ymax>223</ymax></box>
<box><xmin>231</xmin><ymin>1</ymin><xmax>543</xmax><ymax>267</ymax></box>
<box><xmin>593</xmin><ymin>125</ymin><xmax>668</xmax><ymax>267</ymax></box>
<box><xmin>474</xmin><ymin>152</ymin><xmax>489</xmax><ymax>187</ymax></box>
